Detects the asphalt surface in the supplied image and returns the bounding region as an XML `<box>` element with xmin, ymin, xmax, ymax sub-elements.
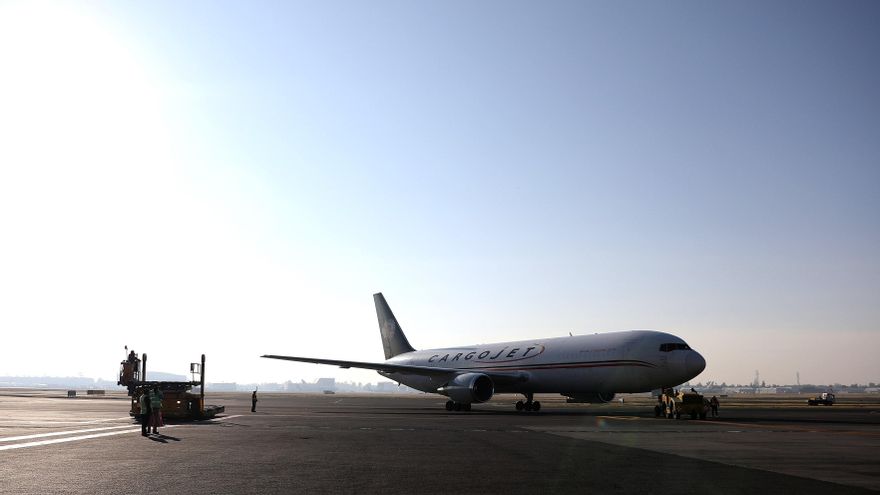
<box><xmin>1</xmin><ymin>390</ymin><xmax>878</xmax><ymax>494</ymax></box>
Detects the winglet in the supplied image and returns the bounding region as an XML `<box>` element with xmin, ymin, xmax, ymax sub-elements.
<box><xmin>374</xmin><ymin>293</ymin><xmax>416</xmax><ymax>359</ymax></box>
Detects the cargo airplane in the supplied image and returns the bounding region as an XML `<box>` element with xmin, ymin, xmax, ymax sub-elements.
<box><xmin>262</xmin><ymin>293</ymin><xmax>706</xmax><ymax>412</ymax></box>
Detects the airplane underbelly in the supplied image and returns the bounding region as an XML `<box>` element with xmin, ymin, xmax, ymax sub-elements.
<box><xmin>516</xmin><ymin>363</ymin><xmax>650</xmax><ymax>393</ymax></box>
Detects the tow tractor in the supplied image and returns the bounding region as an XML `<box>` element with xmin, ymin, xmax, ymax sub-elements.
<box><xmin>118</xmin><ymin>349</ymin><xmax>225</xmax><ymax>420</ymax></box>
<box><xmin>807</xmin><ymin>392</ymin><xmax>835</xmax><ymax>406</ymax></box>
<box><xmin>655</xmin><ymin>387</ymin><xmax>709</xmax><ymax>420</ymax></box>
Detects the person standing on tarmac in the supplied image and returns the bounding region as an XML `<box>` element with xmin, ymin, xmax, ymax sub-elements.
<box><xmin>140</xmin><ymin>391</ymin><xmax>151</xmax><ymax>436</ymax></box>
<box><xmin>149</xmin><ymin>387</ymin><xmax>164</xmax><ymax>434</ymax></box>
<box><xmin>710</xmin><ymin>395</ymin><xmax>720</xmax><ymax>417</ymax></box>
<box><xmin>251</xmin><ymin>389</ymin><xmax>258</xmax><ymax>412</ymax></box>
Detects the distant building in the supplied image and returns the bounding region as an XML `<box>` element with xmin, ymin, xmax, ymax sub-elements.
<box><xmin>722</xmin><ymin>387</ymin><xmax>755</xmax><ymax>394</ymax></box>
<box><xmin>374</xmin><ymin>382</ymin><xmax>398</xmax><ymax>392</ymax></box>
<box><xmin>284</xmin><ymin>378</ymin><xmax>336</xmax><ymax>393</ymax></box>
<box><xmin>315</xmin><ymin>377</ymin><xmax>336</xmax><ymax>392</ymax></box>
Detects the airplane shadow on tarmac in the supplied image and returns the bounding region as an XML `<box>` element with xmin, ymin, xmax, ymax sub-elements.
<box><xmin>330</xmin><ymin>407</ymin><xmax>652</xmax><ymax>418</ymax></box>
<box><xmin>317</xmin><ymin>407</ymin><xmax>880</xmax><ymax>426</ymax></box>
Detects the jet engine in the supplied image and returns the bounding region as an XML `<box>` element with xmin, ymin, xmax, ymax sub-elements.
<box><xmin>437</xmin><ymin>373</ymin><xmax>494</xmax><ymax>403</ymax></box>
<box><xmin>563</xmin><ymin>392</ymin><xmax>616</xmax><ymax>403</ymax></box>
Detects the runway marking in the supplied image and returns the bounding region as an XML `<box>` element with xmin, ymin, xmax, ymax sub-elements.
<box><xmin>596</xmin><ymin>415</ymin><xmax>641</xmax><ymax>421</ymax></box>
<box><xmin>0</xmin><ymin>427</ymin><xmax>146</xmax><ymax>451</ymax></box>
<box><xmin>544</xmin><ymin>416</ymin><xmax>880</xmax><ymax>439</ymax></box>
<box><xmin>0</xmin><ymin>416</ymin><xmax>243</xmax><ymax>451</ymax></box>
<box><xmin>698</xmin><ymin>419</ymin><xmax>880</xmax><ymax>437</ymax></box>
<box><xmin>573</xmin><ymin>415</ymin><xmax>880</xmax><ymax>437</ymax></box>
<box><xmin>0</xmin><ymin>424</ymin><xmax>136</xmax><ymax>443</ymax></box>
<box><xmin>0</xmin><ymin>416</ymin><xmax>132</xmax><ymax>426</ymax></box>
<box><xmin>209</xmin><ymin>415</ymin><xmax>243</xmax><ymax>422</ymax></box>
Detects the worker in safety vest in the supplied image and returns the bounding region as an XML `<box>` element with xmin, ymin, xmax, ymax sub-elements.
<box><xmin>148</xmin><ymin>387</ymin><xmax>164</xmax><ymax>434</ymax></box>
<box><xmin>710</xmin><ymin>396</ymin><xmax>720</xmax><ymax>417</ymax></box>
<box><xmin>139</xmin><ymin>391</ymin><xmax>151</xmax><ymax>436</ymax></box>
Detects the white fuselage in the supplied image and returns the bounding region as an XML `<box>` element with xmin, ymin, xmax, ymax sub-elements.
<box><xmin>379</xmin><ymin>330</ymin><xmax>705</xmax><ymax>395</ymax></box>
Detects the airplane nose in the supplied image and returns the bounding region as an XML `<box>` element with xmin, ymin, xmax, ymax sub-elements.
<box><xmin>685</xmin><ymin>351</ymin><xmax>706</xmax><ymax>377</ymax></box>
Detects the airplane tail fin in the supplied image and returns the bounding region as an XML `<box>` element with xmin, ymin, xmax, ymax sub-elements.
<box><xmin>374</xmin><ymin>293</ymin><xmax>416</xmax><ymax>359</ymax></box>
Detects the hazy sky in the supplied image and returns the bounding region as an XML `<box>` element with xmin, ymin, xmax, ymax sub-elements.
<box><xmin>1</xmin><ymin>1</ymin><xmax>877</xmax><ymax>387</ymax></box>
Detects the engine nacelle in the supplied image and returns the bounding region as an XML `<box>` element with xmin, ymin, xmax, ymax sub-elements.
<box><xmin>563</xmin><ymin>392</ymin><xmax>616</xmax><ymax>403</ymax></box>
<box><xmin>437</xmin><ymin>373</ymin><xmax>494</xmax><ymax>404</ymax></box>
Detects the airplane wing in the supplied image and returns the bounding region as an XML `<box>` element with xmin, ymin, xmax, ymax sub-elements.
<box><xmin>260</xmin><ymin>354</ymin><xmax>530</xmax><ymax>386</ymax></box>
<box><xmin>261</xmin><ymin>354</ymin><xmax>456</xmax><ymax>375</ymax></box>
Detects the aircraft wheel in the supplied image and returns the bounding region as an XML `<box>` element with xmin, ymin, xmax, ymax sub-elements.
<box><xmin>463</xmin><ymin>403</ymin><xmax>472</xmax><ymax>412</ymax></box>
<box><xmin>445</xmin><ymin>400</ymin><xmax>454</xmax><ymax>411</ymax></box>
<box><xmin>515</xmin><ymin>401</ymin><xmax>524</xmax><ymax>411</ymax></box>
<box><xmin>532</xmin><ymin>401</ymin><xmax>541</xmax><ymax>412</ymax></box>
<box><xmin>454</xmin><ymin>402</ymin><xmax>462</xmax><ymax>411</ymax></box>
<box><xmin>524</xmin><ymin>401</ymin><xmax>533</xmax><ymax>412</ymax></box>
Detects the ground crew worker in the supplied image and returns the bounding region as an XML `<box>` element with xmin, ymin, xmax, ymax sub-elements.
<box><xmin>139</xmin><ymin>391</ymin><xmax>151</xmax><ymax>436</ymax></box>
<box><xmin>251</xmin><ymin>390</ymin><xmax>258</xmax><ymax>413</ymax></box>
<box><xmin>710</xmin><ymin>395</ymin><xmax>720</xmax><ymax>417</ymax></box>
<box><xmin>149</xmin><ymin>387</ymin><xmax>164</xmax><ymax>434</ymax></box>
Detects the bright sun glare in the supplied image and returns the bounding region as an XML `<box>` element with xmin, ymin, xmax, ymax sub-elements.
<box><xmin>0</xmin><ymin>3</ymin><xmax>309</xmax><ymax>380</ymax></box>
<box><xmin>0</xmin><ymin>2</ymin><xmax>167</xmax><ymax>167</ymax></box>
<box><xmin>0</xmin><ymin>3</ymin><xmax>193</xmax><ymax>375</ymax></box>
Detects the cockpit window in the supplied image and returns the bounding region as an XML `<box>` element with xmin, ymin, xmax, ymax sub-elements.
<box><xmin>659</xmin><ymin>343</ymin><xmax>691</xmax><ymax>352</ymax></box>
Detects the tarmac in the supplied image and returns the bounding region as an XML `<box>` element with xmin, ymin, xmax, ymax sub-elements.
<box><xmin>1</xmin><ymin>389</ymin><xmax>878</xmax><ymax>494</ymax></box>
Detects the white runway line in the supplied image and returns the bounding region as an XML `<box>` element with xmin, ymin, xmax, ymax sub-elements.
<box><xmin>0</xmin><ymin>424</ymin><xmax>137</xmax><ymax>443</ymax></box>
<box><xmin>81</xmin><ymin>416</ymin><xmax>134</xmax><ymax>425</ymax></box>
<box><xmin>208</xmin><ymin>415</ymin><xmax>243</xmax><ymax>422</ymax></box>
<box><xmin>1</xmin><ymin>416</ymin><xmax>133</xmax><ymax>426</ymax></box>
<box><xmin>0</xmin><ymin>428</ymin><xmax>146</xmax><ymax>451</ymax></box>
<box><xmin>0</xmin><ymin>415</ymin><xmax>241</xmax><ymax>451</ymax></box>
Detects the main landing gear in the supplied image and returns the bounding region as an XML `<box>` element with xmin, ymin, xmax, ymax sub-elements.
<box><xmin>515</xmin><ymin>393</ymin><xmax>541</xmax><ymax>412</ymax></box>
<box><xmin>445</xmin><ymin>400</ymin><xmax>472</xmax><ymax>412</ymax></box>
